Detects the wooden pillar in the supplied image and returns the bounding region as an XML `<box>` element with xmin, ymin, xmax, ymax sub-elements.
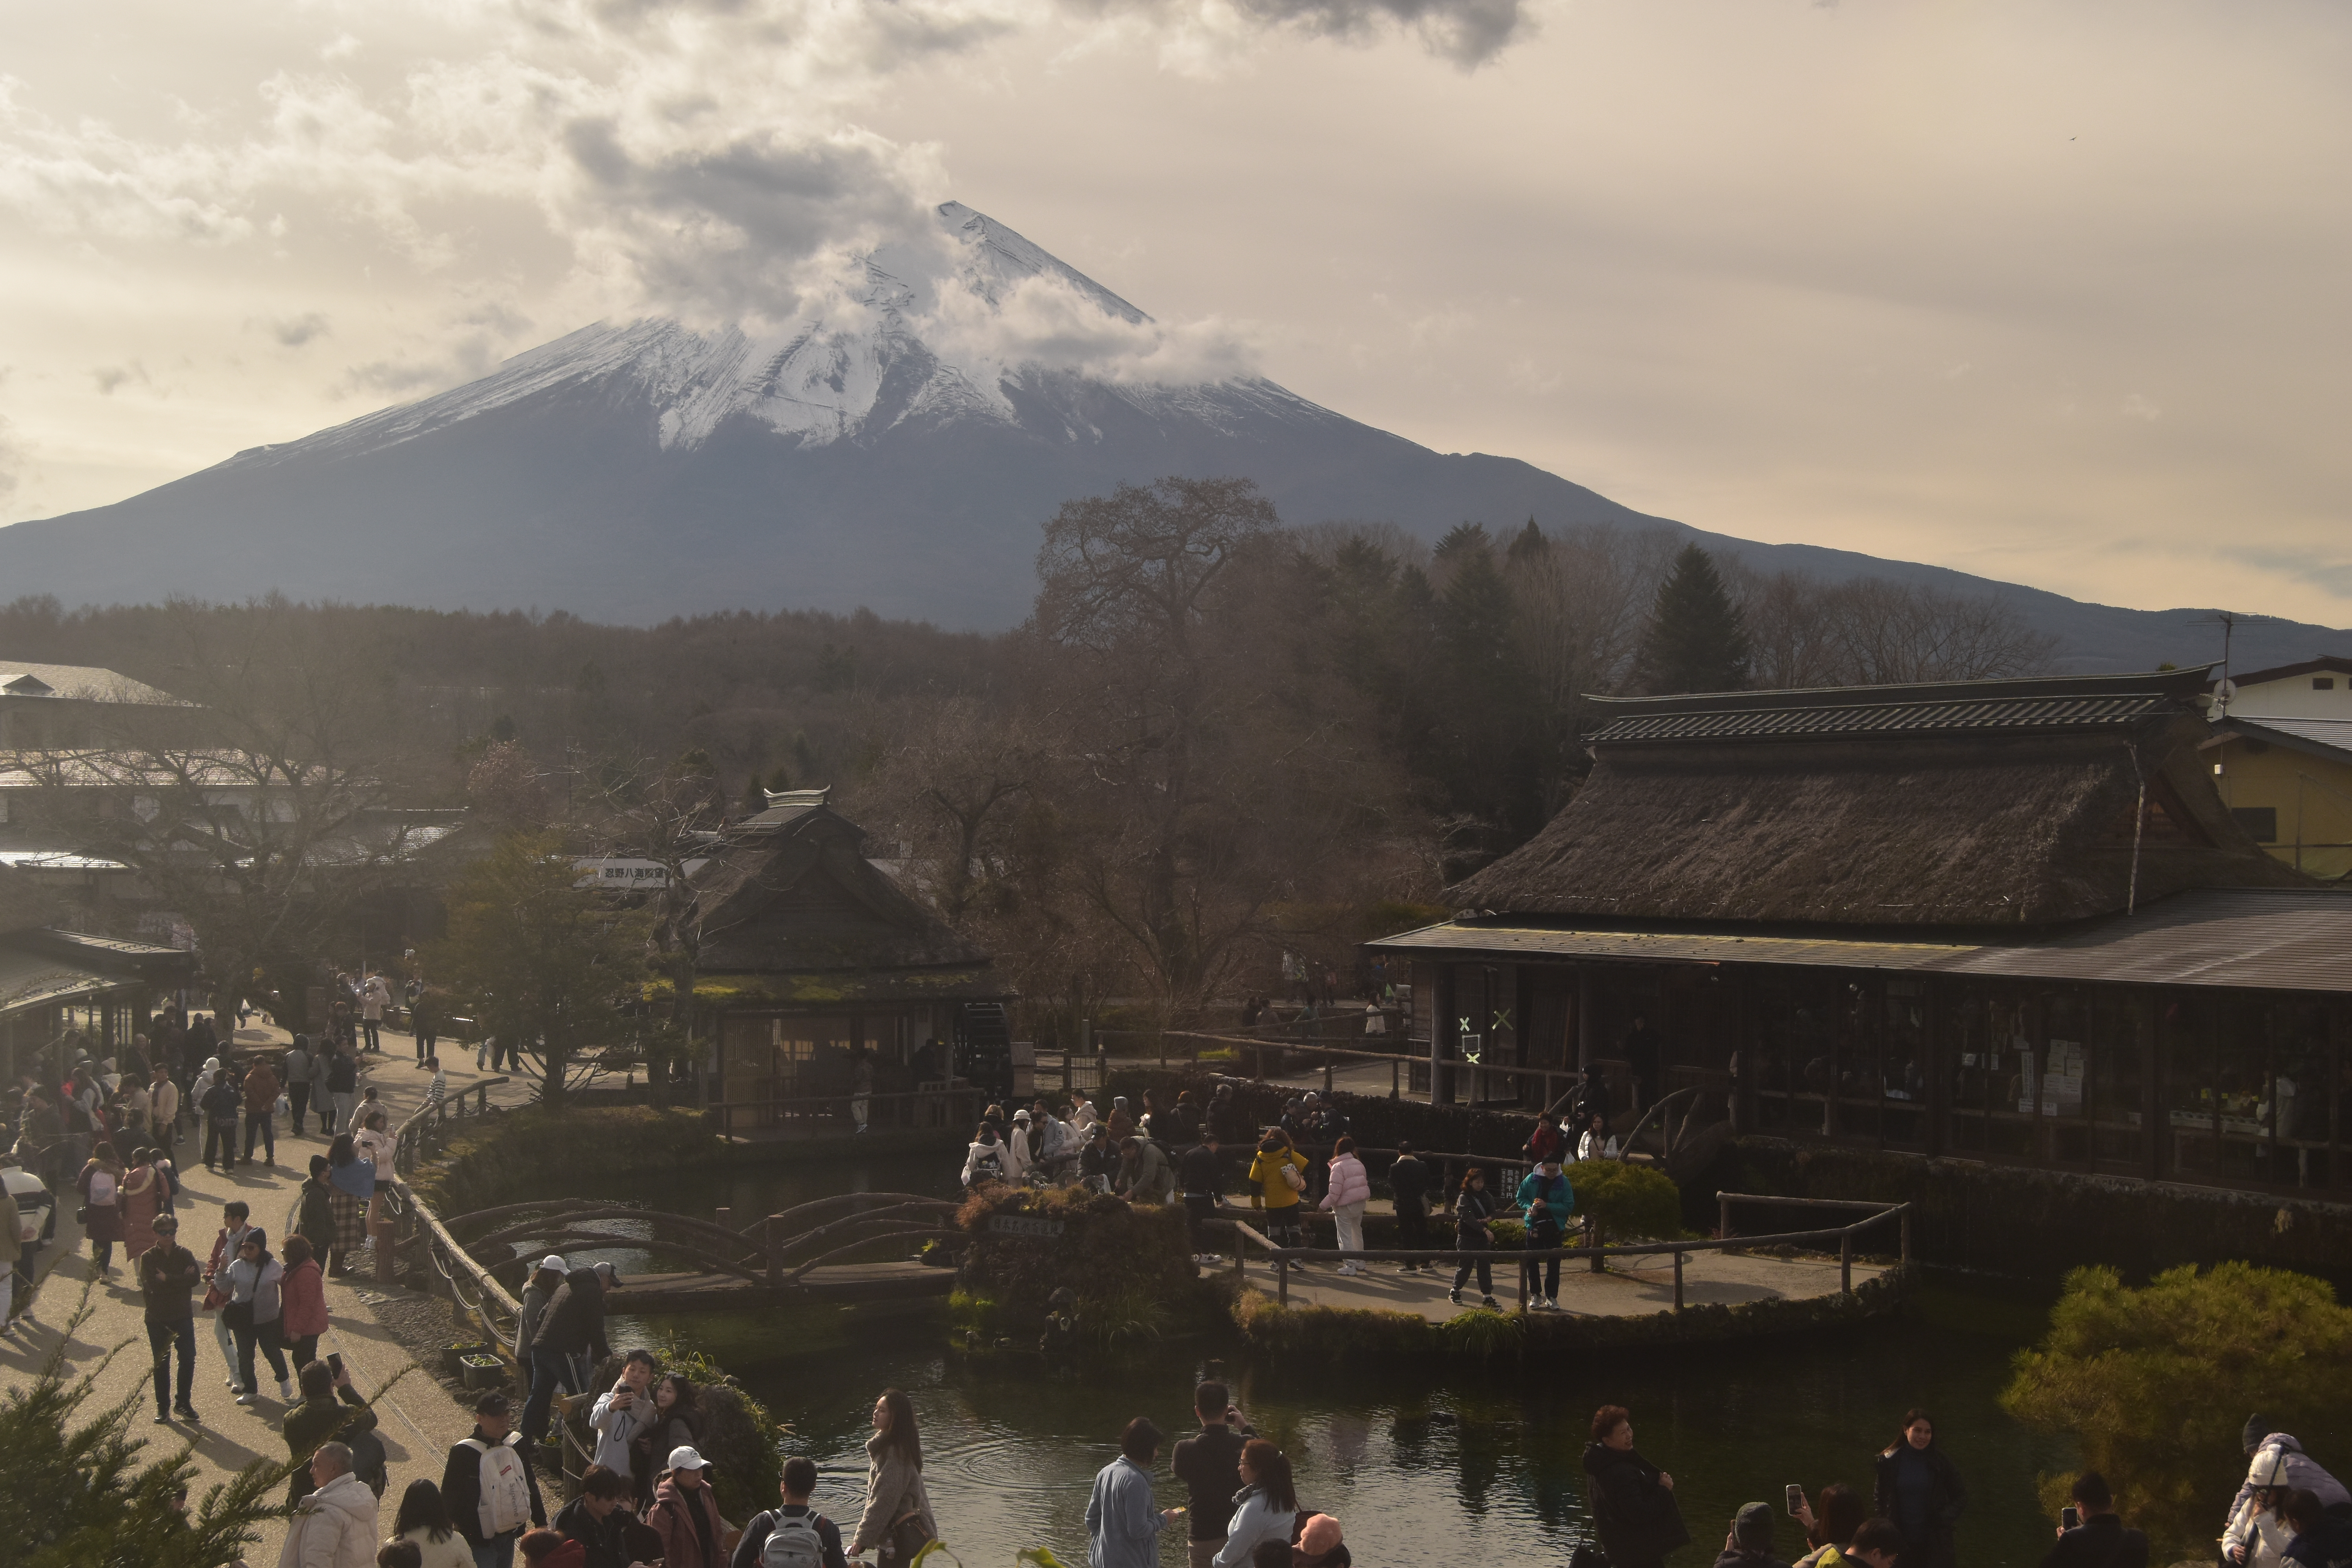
<box><xmin>1277</xmin><ymin>1256</ymin><xmax>1289</xmax><ymax>1307</ymax></box>
<box><xmin>1673</xmin><ymin>1248</ymin><xmax>1684</xmax><ymax>1311</ymax></box>
<box><xmin>1719</xmin><ymin>1193</ymin><xmax>1732</xmax><ymax>1241</ymax></box>
<box><xmin>1840</xmin><ymin>1229</ymin><xmax>1853</xmax><ymax>1296</ymax></box>
<box><xmin>1900</xmin><ymin>1208</ymin><xmax>1912</xmax><ymax>1271</ymax></box>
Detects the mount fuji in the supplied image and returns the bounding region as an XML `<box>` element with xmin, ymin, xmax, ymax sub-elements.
<box><xmin>0</xmin><ymin>201</ymin><xmax>2343</xmax><ymax>670</ymax></box>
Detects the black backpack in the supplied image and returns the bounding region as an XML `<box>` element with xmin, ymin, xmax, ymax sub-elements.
<box><xmin>346</xmin><ymin>1426</ymin><xmax>389</xmax><ymax>1497</ymax></box>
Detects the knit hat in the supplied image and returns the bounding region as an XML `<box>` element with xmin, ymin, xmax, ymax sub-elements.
<box><xmin>1735</xmin><ymin>1503</ymin><xmax>1775</xmax><ymax>1552</ymax></box>
<box><xmin>2245</xmin><ymin>1414</ymin><xmax>2278</xmax><ymax>1455</ymax></box>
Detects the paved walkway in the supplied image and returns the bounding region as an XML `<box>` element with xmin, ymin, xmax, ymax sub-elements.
<box><xmin>1229</xmin><ymin>1246</ymin><xmax>1887</xmax><ymax>1322</ymax></box>
<box><xmin>2</xmin><ymin>1025</ymin><xmax>530</xmax><ymax>1563</ymax></box>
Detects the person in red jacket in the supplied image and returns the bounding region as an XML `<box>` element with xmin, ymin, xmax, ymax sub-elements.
<box><xmin>647</xmin><ymin>1447</ymin><xmax>728</xmax><ymax>1568</ymax></box>
<box><xmin>518</xmin><ymin>1528</ymin><xmax>588</xmax><ymax>1568</ymax></box>
<box><xmin>278</xmin><ymin>1234</ymin><xmax>330</xmax><ymax>1370</ymax></box>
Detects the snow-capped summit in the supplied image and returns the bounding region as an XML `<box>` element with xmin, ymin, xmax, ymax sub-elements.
<box><xmin>0</xmin><ymin>198</ymin><xmax>2180</xmax><ymax>659</ymax></box>
<box><xmin>245</xmin><ymin>203</ymin><xmax>1214</xmax><ymax>474</ymax></box>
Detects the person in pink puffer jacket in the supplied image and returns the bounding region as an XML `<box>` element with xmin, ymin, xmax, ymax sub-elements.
<box><xmin>1319</xmin><ymin>1137</ymin><xmax>1372</xmax><ymax>1276</ymax></box>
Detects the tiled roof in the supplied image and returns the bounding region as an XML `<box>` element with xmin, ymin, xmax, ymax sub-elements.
<box><xmin>1589</xmin><ymin>694</ymin><xmax>2172</xmax><ymax>745</ymax></box>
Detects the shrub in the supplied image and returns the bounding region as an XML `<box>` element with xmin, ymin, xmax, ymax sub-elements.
<box><xmin>2002</xmin><ymin>1262</ymin><xmax>2352</xmax><ymax>1556</ymax></box>
<box><xmin>1573</xmin><ymin>1161</ymin><xmax>1685</xmax><ymax>1241</ymax></box>
<box><xmin>955</xmin><ymin>1185</ymin><xmax>1198</xmax><ymax>1332</ymax></box>
<box><xmin>1436</xmin><ymin>1306</ymin><xmax>1526</xmax><ymax>1360</ymax></box>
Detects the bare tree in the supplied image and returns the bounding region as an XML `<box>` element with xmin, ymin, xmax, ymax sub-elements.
<box><xmin>24</xmin><ymin>600</ymin><xmax>436</xmax><ymax>1019</ymax></box>
<box><xmin>1026</xmin><ymin>477</ymin><xmax>1423</xmax><ymax>1018</ymax></box>
<box><xmin>570</xmin><ymin>749</ymin><xmax>727</xmax><ymax>1105</ymax></box>
<box><xmin>1739</xmin><ymin>570</ymin><xmax>2059</xmax><ymax>689</ymax></box>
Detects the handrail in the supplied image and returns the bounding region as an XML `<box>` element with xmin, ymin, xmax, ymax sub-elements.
<box><xmin>1222</xmin><ymin>1197</ymin><xmax>1911</xmax><ymax>1310</ymax></box>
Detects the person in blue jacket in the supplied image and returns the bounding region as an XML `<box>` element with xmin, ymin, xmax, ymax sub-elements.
<box><xmin>1515</xmin><ymin>1158</ymin><xmax>1574</xmax><ymax>1311</ymax></box>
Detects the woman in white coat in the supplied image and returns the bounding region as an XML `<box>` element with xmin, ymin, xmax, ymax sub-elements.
<box><xmin>1318</xmin><ymin>1136</ymin><xmax>1372</xmax><ymax>1276</ymax></box>
<box><xmin>1214</xmin><ymin>1440</ymin><xmax>1300</xmax><ymax>1568</ymax></box>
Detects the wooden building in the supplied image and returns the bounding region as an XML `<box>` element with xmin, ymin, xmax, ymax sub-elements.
<box><xmin>1368</xmin><ymin>669</ymin><xmax>2352</xmax><ymax>1197</ymax></box>
<box><xmin>687</xmin><ymin>790</ymin><xmax>1010</xmax><ymax>1125</ymax></box>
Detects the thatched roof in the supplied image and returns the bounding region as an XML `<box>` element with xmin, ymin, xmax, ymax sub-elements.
<box><xmin>1448</xmin><ymin>671</ymin><xmax>2307</xmax><ymax>927</ymax></box>
<box><xmin>691</xmin><ymin>796</ymin><xmax>1001</xmax><ymax>991</ymax></box>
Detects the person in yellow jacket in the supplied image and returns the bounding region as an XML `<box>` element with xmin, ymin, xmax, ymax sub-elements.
<box><xmin>1247</xmin><ymin>1130</ymin><xmax>1310</xmax><ymax>1253</ymax></box>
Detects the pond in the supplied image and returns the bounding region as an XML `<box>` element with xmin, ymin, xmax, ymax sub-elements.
<box><xmin>528</xmin><ymin>1159</ymin><xmax>2076</xmax><ymax>1566</ymax></box>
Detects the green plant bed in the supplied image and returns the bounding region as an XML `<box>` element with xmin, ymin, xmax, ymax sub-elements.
<box><xmin>956</xmin><ymin>1186</ymin><xmax>1222</xmax><ymax>1340</ymax></box>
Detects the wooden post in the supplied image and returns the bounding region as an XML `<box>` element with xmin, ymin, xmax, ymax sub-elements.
<box><xmin>1277</xmin><ymin>1256</ymin><xmax>1289</xmax><ymax>1307</ymax></box>
<box><xmin>1323</xmin><ymin>1051</ymin><xmax>1334</xmax><ymax>1095</ymax></box>
<box><xmin>1391</xmin><ymin>1057</ymin><xmax>1400</xmax><ymax>1100</ymax></box>
<box><xmin>1590</xmin><ymin>1220</ymin><xmax>1604</xmax><ymax>1274</ymax></box>
<box><xmin>1516</xmin><ymin>1253</ymin><xmax>1528</xmax><ymax>1313</ymax></box>
<box><xmin>1840</xmin><ymin>1229</ymin><xmax>1853</xmax><ymax>1296</ymax></box>
<box><xmin>1719</xmin><ymin>1193</ymin><xmax>1732</xmax><ymax>1240</ymax></box>
<box><xmin>716</xmin><ymin>1206</ymin><xmax>732</xmax><ymax>1234</ymax></box>
<box><xmin>1673</xmin><ymin>1247</ymin><xmax>1684</xmax><ymax>1311</ymax></box>
<box><xmin>1900</xmin><ymin>1207</ymin><xmax>1912</xmax><ymax>1271</ymax></box>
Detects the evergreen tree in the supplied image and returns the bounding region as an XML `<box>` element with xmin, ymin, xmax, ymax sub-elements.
<box><xmin>1638</xmin><ymin>544</ymin><xmax>1751</xmax><ymax>694</ymax></box>
<box><xmin>0</xmin><ymin>1290</ymin><xmax>289</xmax><ymax>1568</ymax></box>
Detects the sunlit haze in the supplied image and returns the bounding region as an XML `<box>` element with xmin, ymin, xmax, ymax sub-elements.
<box><xmin>2</xmin><ymin>0</ymin><xmax>2346</xmax><ymax>621</ymax></box>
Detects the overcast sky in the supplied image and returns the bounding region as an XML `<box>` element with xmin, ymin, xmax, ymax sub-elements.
<box><xmin>2</xmin><ymin>1</ymin><xmax>2347</xmax><ymax>624</ymax></box>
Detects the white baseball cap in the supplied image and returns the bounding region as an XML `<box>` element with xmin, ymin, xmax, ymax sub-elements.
<box><xmin>668</xmin><ymin>1445</ymin><xmax>708</xmax><ymax>1472</ymax></box>
<box><xmin>539</xmin><ymin>1254</ymin><xmax>567</xmax><ymax>1274</ymax></box>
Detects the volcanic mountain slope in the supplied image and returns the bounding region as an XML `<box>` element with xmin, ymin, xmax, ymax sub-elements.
<box><xmin>0</xmin><ymin>201</ymin><xmax>2341</xmax><ymax>670</ymax></box>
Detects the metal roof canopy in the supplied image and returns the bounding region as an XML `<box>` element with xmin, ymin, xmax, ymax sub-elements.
<box><xmin>1589</xmin><ymin>694</ymin><xmax>2171</xmax><ymax>746</ymax></box>
<box><xmin>0</xmin><ymin>947</ymin><xmax>134</xmax><ymax>1022</ymax></box>
<box><xmin>1371</xmin><ymin>887</ymin><xmax>2352</xmax><ymax>994</ymax></box>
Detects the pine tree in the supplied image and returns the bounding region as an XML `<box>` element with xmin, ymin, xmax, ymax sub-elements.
<box><xmin>0</xmin><ymin>1289</ymin><xmax>288</xmax><ymax>1568</ymax></box>
<box><xmin>1638</xmin><ymin>544</ymin><xmax>1752</xmax><ymax>693</ymax></box>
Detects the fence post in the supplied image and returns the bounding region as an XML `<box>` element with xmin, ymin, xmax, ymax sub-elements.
<box><xmin>1900</xmin><ymin>1207</ymin><xmax>1912</xmax><ymax>1272</ymax></box>
<box><xmin>1277</xmin><ymin>1255</ymin><xmax>1289</xmax><ymax>1307</ymax></box>
<box><xmin>1673</xmin><ymin>1247</ymin><xmax>1684</xmax><ymax>1312</ymax></box>
<box><xmin>1516</xmin><ymin>1253</ymin><xmax>1528</xmax><ymax>1313</ymax></box>
<box><xmin>1840</xmin><ymin>1229</ymin><xmax>1853</xmax><ymax>1297</ymax></box>
<box><xmin>1590</xmin><ymin>1220</ymin><xmax>1604</xmax><ymax>1274</ymax></box>
<box><xmin>1718</xmin><ymin>1193</ymin><xmax>1732</xmax><ymax>1240</ymax></box>
<box><xmin>1391</xmin><ymin>1057</ymin><xmax>1400</xmax><ymax>1100</ymax></box>
<box><xmin>1323</xmin><ymin>1051</ymin><xmax>1334</xmax><ymax>1095</ymax></box>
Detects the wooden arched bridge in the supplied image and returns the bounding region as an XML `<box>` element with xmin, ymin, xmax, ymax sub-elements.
<box><xmin>437</xmin><ymin>1192</ymin><xmax>970</xmax><ymax>1313</ymax></box>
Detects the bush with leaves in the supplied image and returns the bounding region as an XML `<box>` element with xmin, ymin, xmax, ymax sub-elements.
<box><xmin>955</xmin><ymin>1185</ymin><xmax>1200</xmax><ymax>1333</ymax></box>
<box><xmin>2002</xmin><ymin>1262</ymin><xmax>2352</xmax><ymax>1556</ymax></box>
<box><xmin>0</xmin><ymin>1290</ymin><xmax>288</xmax><ymax>1568</ymax></box>
<box><xmin>1571</xmin><ymin>1161</ymin><xmax>1685</xmax><ymax>1242</ymax></box>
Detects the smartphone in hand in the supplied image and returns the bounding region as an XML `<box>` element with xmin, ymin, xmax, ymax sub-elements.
<box><xmin>1785</xmin><ymin>1485</ymin><xmax>1804</xmax><ymax>1516</ymax></box>
<box><xmin>2062</xmin><ymin>1508</ymin><xmax>2080</xmax><ymax>1531</ymax></box>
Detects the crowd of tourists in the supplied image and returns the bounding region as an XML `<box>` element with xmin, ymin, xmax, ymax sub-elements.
<box><xmin>277</xmin><ymin>1381</ymin><xmax>2352</xmax><ymax>1568</ymax></box>
<box><xmin>957</xmin><ymin>1085</ymin><xmax>1619</xmax><ymax>1313</ymax></box>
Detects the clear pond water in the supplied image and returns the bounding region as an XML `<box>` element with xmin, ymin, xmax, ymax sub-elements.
<box><xmin>527</xmin><ymin>1160</ymin><xmax>2077</xmax><ymax>1566</ymax></box>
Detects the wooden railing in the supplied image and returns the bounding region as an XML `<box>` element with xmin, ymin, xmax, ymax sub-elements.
<box><xmin>704</xmin><ymin>1085</ymin><xmax>987</xmax><ymax>1140</ymax></box>
<box><xmin>1225</xmin><ymin>1192</ymin><xmax>1911</xmax><ymax>1312</ymax></box>
<box><xmin>1084</xmin><ymin>1028</ymin><xmax>1597</xmax><ymax>1109</ymax></box>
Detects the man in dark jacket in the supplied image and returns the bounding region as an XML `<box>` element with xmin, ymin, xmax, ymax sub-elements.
<box><xmin>522</xmin><ymin>1265</ymin><xmax>610</xmax><ymax>1447</ymax></box>
<box><xmin>1389</xmin><ymin>1142</ymin><xmax>1432</xmax><ymax>1273</ymax></box>
<box><xmin>137</xmin><ymin>1214</ymin><xmax>204</xmax><ymax>1423</ymax></box>
<box><xmin>1178</xmin><ymin>1131</ymin><xmax>1223</xmax><ymax>1261</ymax></box>
<box><xmin>2041</xmin><ymin>1472</ymin><xmax>2148</xmax><ymax>1568</ymax></box>
<box><xmin>283</xmin><ymin>1359</ymin><xmax>378</xmax><ymax>1508</ymax></box>
<box><xmin>555</xmin><ymin>1464</ymin><xmax>639</xmax><ymax>1568</ymax></box>
<box><xmin>200</xmin><ymin>1071</ymin><xmax>243</xmax><ymax>1172</ymax></box>
<box><xmin>1715</xmin><ymin>1502</ymin><xmax>1791</xmax><ymax>1568</ymax></box>
<box><xmin>1169</xmin><ymin>1381</ymin><xmax>1254</xmax><ymax>1568</ymax></box>
<box><xmin>2281</xmin><ymin>1487</ymin><xmax>2352</xmax><ymax>1568</ymax></box>
<box><xmin>444</xmin><ymin>1390</ymin><xmax>546</xmax><ymax>1565</ymax></box>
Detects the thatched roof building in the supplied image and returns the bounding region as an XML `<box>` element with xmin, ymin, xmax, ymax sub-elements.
<box><xmin>681</xmin><ymin>789</ymin><xmax>1009</xmax><ymax>1130</ymax></box>
<box><xmin>1448</xmin><ymin>670</ymin><xmax>2301</xmax><ymax>927</ymax></box>
<box><xmin>1368</xmin><ymin>670</ymin><xmax>2352</xmax><ymax>1201</ymax></box>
